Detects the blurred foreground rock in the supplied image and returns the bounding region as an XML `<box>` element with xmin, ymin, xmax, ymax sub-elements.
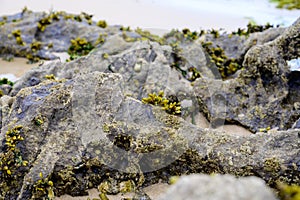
<box><xmin>159</xmin><ymin>174</ymin><xmax>277</xmax><ymax>200</ymax></box>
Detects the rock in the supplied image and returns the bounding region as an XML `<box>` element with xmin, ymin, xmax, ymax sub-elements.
<box><xmin>0</xmin><ymin>9</ymin><xmax>134</xmax><ymax>60</ymax></box>
<box><xmin>194</xmin><ymin>17</ymin><xmax>300</xmax><ymax>132</ymax></box>
<box><xmin>159</xmin><ymin>174</ymin><xmax>277</xmax><ymax>200</ymax></box>
<box><xmin>0</xmin><ymin>71</ymin><xmax>299</xmax><ymax>199</ymax></box>
<box><xmin>1</xmin><ymin>10</ymin><xmax>300</xmax><ymax>200</ymax></box>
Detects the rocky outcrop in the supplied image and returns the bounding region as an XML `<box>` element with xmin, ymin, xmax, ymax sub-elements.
<box><xmin>0</xmin><ymin>71</ymin><xmax>299</xmax><ymax>199</ymax></box>
<box><xmin>194</xmin><ymin>18</ymin><xmax>300</xmax><ymax>132</ymax></box>
<box><xmin>0</xmin><ymin>10</ymin><xmax>299</xmax><ymax>200</ymax></box>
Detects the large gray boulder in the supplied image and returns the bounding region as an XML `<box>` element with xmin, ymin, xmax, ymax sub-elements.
<box><xmin>194</xmin><ymin>17</ymin><xmax>300</xmax><ymax>132</ymax></box>
<box><xmin>0</xmin><ymin>71</ymin><xmax>299</xmax><ymax>199</ymax></box>
<box><xmin>159</xmin><ymin>174</ymin><xmax>277</xmax><ymax>200</ymax></box>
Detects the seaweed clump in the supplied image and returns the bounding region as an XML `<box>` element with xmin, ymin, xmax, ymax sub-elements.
<box><xmin>0</xmin><ymin>78</ymin><xmax>14</xmax><ymax>86</ymax></box>
<box><xmin>0</xmin><ymin>125</ymin><xmax>29</xmax><ymax>199</ymax></box>
<box><xmin>11</xmin><ymin>29</ymin><xmax>26</xmax><ymax>46</ymax></box>
<box><xmin>97</xmin><ymin>20</ymin><xmax>108</xmax><ymax>28</ymax></box>
<box><xmin>277</xmin><ymin>183</ymin><xmax>300</xmax><ymax>200</ymax></box>
<box><xmin>270</xmin><ymin>0</ymin><xmax>300</xmax><ymax>10</ymax></box>
<box><xmin>231</xmin><ymin>22</ymin><xmax>279</xmax><ymax>37</ymax></box>
<box><xmin>142</xmin><ymin>91</ymin><xmax>181</xmax><ymax>115</ymax></box>
<box><xmin>32</xmin><ymin>172</ymin><xmax>54</xmax><ymax>199</ymax></box>
<box><xmin>37</xmin><ymin>12</ymin><xmax>60</xmax><ymax>32</ymax></box>
<box><xmin>67</xmin><ymin>37</ymin><xmax>94</xmax><ymax>61</ymax></box>
<box><xmin>202</xmin><ymin>41</ymin><xmax>240</xmax><ymax>78</ymax></box>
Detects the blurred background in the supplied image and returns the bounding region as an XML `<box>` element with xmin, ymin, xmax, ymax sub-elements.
<box><xmin>0</xmin><ymin>0</ymin><xmax>299</xmax><ymax>32</ymax></box>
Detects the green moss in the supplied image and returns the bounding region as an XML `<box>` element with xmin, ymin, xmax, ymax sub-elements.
<box><xmin>277</xmin><ymin>183</ymin><xmax>300</xmax><ymax>200</ymax></box>
<box><xmin>142</xmin><ymin>91</ymin><xmax>181</xmax><ymax>115</ymax></box>
<box><xmin>270</xmin><ymin>0</ymin><xmax>300</xmax><ymax>10</ymax></box>
<box><xmin>97</xmin><ymin>20</ymin><xmax>108</xmax><ymax>28</ymax></box>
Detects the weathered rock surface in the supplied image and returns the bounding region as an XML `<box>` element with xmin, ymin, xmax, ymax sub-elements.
<box><xmin>159</xmin><ymin>174</ymin><xmax>278</xmax><ymax>200</ymax></box>
<box><xmin>0</xmin><ymin>9</ymin><xmax>120</xmax><ymax>59</ymax></box>
<box><xmin>194</xmin><ymin>17</ymin><xmax>300</xmax><ymax>132</ymax></box>
<box><xmin>0</xmin><ymin>10</ymin><xmax>300</xmax><ymax>200</ymax></box>
<box><xmin>0</xmin><ymin>71</ymin><xmax>299</xmax><ymax>199</ymax></box>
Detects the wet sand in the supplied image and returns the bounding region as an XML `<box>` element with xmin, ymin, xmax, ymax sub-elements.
<box><xmin>0</xmin><ymin>57</ymin><xmax>39</xmax><ymax>78</ymax></box>
<box><xmin>56</xmin><ymin>183</ymin><xmax>170</xmax><ymax>200</ymax></box>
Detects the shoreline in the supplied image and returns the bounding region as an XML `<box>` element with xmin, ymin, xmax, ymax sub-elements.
<box><xmin>0</xmin><ymin>0</ymin><xmax>299</xmax><ymax>32</ymax></box>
